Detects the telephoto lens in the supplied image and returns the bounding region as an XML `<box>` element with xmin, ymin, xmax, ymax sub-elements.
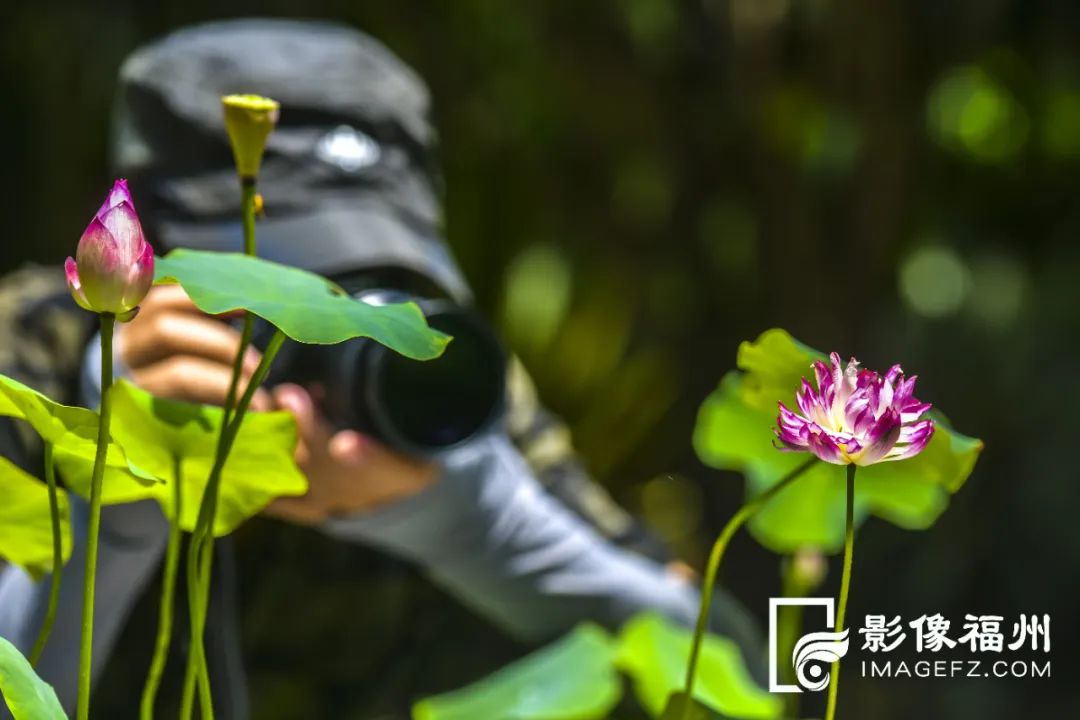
<box><xmin>258</xmin><ymin>278</ymin><xmax>506</xmax><ymax>458</ymax></box>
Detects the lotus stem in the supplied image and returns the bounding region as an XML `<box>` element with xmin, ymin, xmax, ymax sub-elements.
<box><xmin>180</xmin><ymin>329</ymin><xmax>285</xmax><ymax>720</ymax></box>
<box><xmin>77</xmin><ymin>313</ymin><xmax>115</xmax><ymax>720</ymax></box>
<box><xmin>824</xmin><ymin>463</ymin><xmax>857</xmax><ymax>720</ymax></box>
<box><xmin>681</xmin><ymin>456</ymin><xmax>817</xmax><ymax>720</ymax></box>
<box><xmin>29</xmin><ymin>442</ymin><xmax>61</xmax><ymax>666</ymax></box>
<box><xmin>140</xmin><ymin>455</ymin><xmax>184</xmax><ymax>719</ymax></box>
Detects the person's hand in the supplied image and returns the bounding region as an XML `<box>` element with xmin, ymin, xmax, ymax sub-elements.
<box><xmin>263</xmin><ymin>384</ymin><xmax>438</xmax><ymax>525</ymax></box>
<box><xmin>118</xmin><ymin>285</ymin><xmax>438</xmax><ymax>525</ymax></box>
<box><xmin>117</xmin><ymin>285</ymin><xmax>271</xmax><ymax>409</ymax></box>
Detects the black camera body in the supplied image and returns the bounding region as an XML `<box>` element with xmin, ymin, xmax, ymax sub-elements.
<box><xmin>260</xmin><ymin>272</ymin><xmax>506</xmax><ymax>458</ymax></box>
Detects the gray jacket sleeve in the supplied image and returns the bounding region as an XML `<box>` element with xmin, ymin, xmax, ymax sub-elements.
<box><xmin>324</xmin><ymin>434</ymin><xmax>703</xmax><ymax>641</ymax></box>
<box><xmin>322</xmin><ymin>433</ymin><xmax>766</xmax><ymax>673</ymax></box>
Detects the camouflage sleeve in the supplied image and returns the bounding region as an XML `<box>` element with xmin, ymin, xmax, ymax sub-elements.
<box><xmin>0</xmin><ymin>267</ymin><xmax>95</xmax><ymax>473</ymax></box>
<box><xmin>503</xmin><ymin>357</ymin><xmax>673</xmax><ymax>563</ymax></box>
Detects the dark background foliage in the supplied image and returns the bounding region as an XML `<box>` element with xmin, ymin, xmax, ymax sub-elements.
<box><xmin>2</xmin><ymin>1</ymin><xmax>1078</xmax><ymax>718</ymax></box>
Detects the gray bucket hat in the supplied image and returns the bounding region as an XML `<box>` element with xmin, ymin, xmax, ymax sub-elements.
<box><xmin>111</xmin><ymin>18</ymin><xmax>470</xmax><ymax>301</ymax></box>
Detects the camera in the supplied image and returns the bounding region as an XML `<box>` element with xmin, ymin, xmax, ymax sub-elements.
<box><xmin>258</xmin><ymin>271</ymin><xmax>506</xmax><ymax>458</ymax></box>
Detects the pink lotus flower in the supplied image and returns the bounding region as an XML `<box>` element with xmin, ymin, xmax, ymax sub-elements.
<box><xmin>65</xmin><ymin>179</ymin><xmax>154</xmax><ymax>320</ymax></box>
<box><xmin>775</xmin><ymin>353</ymin><xmax>935</xmax><ymax>466</ymax></box>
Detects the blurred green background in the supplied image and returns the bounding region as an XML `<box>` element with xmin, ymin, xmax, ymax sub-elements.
<box><xmin>2</xmin><ymin>0</ymin><xmax>1078</xmax><ymax>718</ymax></box>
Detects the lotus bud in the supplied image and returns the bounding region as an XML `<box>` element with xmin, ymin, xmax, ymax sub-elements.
<box><xmin>65</xmin><ymin>179</ymin><xmax>153</xmax><ymax>321</ymax></box>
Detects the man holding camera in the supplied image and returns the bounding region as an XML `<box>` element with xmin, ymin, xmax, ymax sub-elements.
<box><xmin>0</xmin><ymin>19</ymin><xmax>761</xmax><ymax>718</ymax></box>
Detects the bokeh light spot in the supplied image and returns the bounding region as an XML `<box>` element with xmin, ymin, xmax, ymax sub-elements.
<box><xmin>927</xmin><ymin>65</ymin><xmax>1029</xmax><ymax>164</ymax></box>
<box><xmin>765</xmin><ymin>87</ymin><xmax>862</xmax><ymax>176</ymax></box>
<box><xmin>501</xmin><ymin>244</ymin><xmax>572</xmax><ymax>353</ymax></box>
<box><xmin>899</xmin><ymin>245</ymin><xmax>971</xmax><ymax>318</ymax></box>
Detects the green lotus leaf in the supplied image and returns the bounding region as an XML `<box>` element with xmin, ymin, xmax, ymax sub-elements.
<box><xmin>0</xmin><ymin>374</ymin><xmax>154</xmax><ymax>493</ymax></box>
<box><xmin>693</xmin><ymin>329</ymin><xmax>983</xmax><ymax>553</ymax></box>
<box><xmin>0</xmin><ymin>457</ymin><xmax>71</xmax><ymax>580</ymax></box>
<box><xmin>154</xmin><ymin>249</ymin><xmax>450</xmax><ymax>357</ymax></box>
<box><xmin>58</xmin><ymin>381</ymin><xmax>306</xmax><ymax>536</ymax></box>
<box><xmin>615</xmin><ymin>613</ymin><xmax>780</xmax><ymax>719</ymax></box>
<box><xmin>659</xmin><ymin>693</ymin><xmax>723</xmax><ymax>719</ymax></box>
<box><xmin>0</xmin><ymin>635</ymin><xmax>66</xmax><ymax>719</ymax></box>
<box><xmin>412</xmin><ymin>624</ymin><xmax>621</xmax><ymax>720</ymax></box>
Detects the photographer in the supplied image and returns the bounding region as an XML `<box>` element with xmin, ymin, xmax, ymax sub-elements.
<box><xmin>0</xmin><ymin>20</ymin><xmax>761</xmax><ymax>718</ymax></box>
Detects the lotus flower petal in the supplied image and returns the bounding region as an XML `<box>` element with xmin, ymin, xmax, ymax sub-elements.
<box><xmin>97</xmin><ymin>177</ymin><xmax>133</xmax><ymax>215</ymax></box>
<box><xmin>774</xmin><ymin>351</ymin><xmax>934</xmax><ymax>466</ymax></box>
<box><xmin>808</xmin><ymin>427</ymin><xmax>848</xmax><ymax>465</ymax></box>
<box><xmin>122</xmin><ymin>240</ymin><xmax>155</xmax><ymax>308</ymax></box>
<box><xmin>64</xmin><ymin>257</ymin><xmax>93</xmax><ymax>312</ymax></box>
<box><xmin>98</xmin><ymin>201</ymin><xmax>145</xmax><ymax>262</ymax></box>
